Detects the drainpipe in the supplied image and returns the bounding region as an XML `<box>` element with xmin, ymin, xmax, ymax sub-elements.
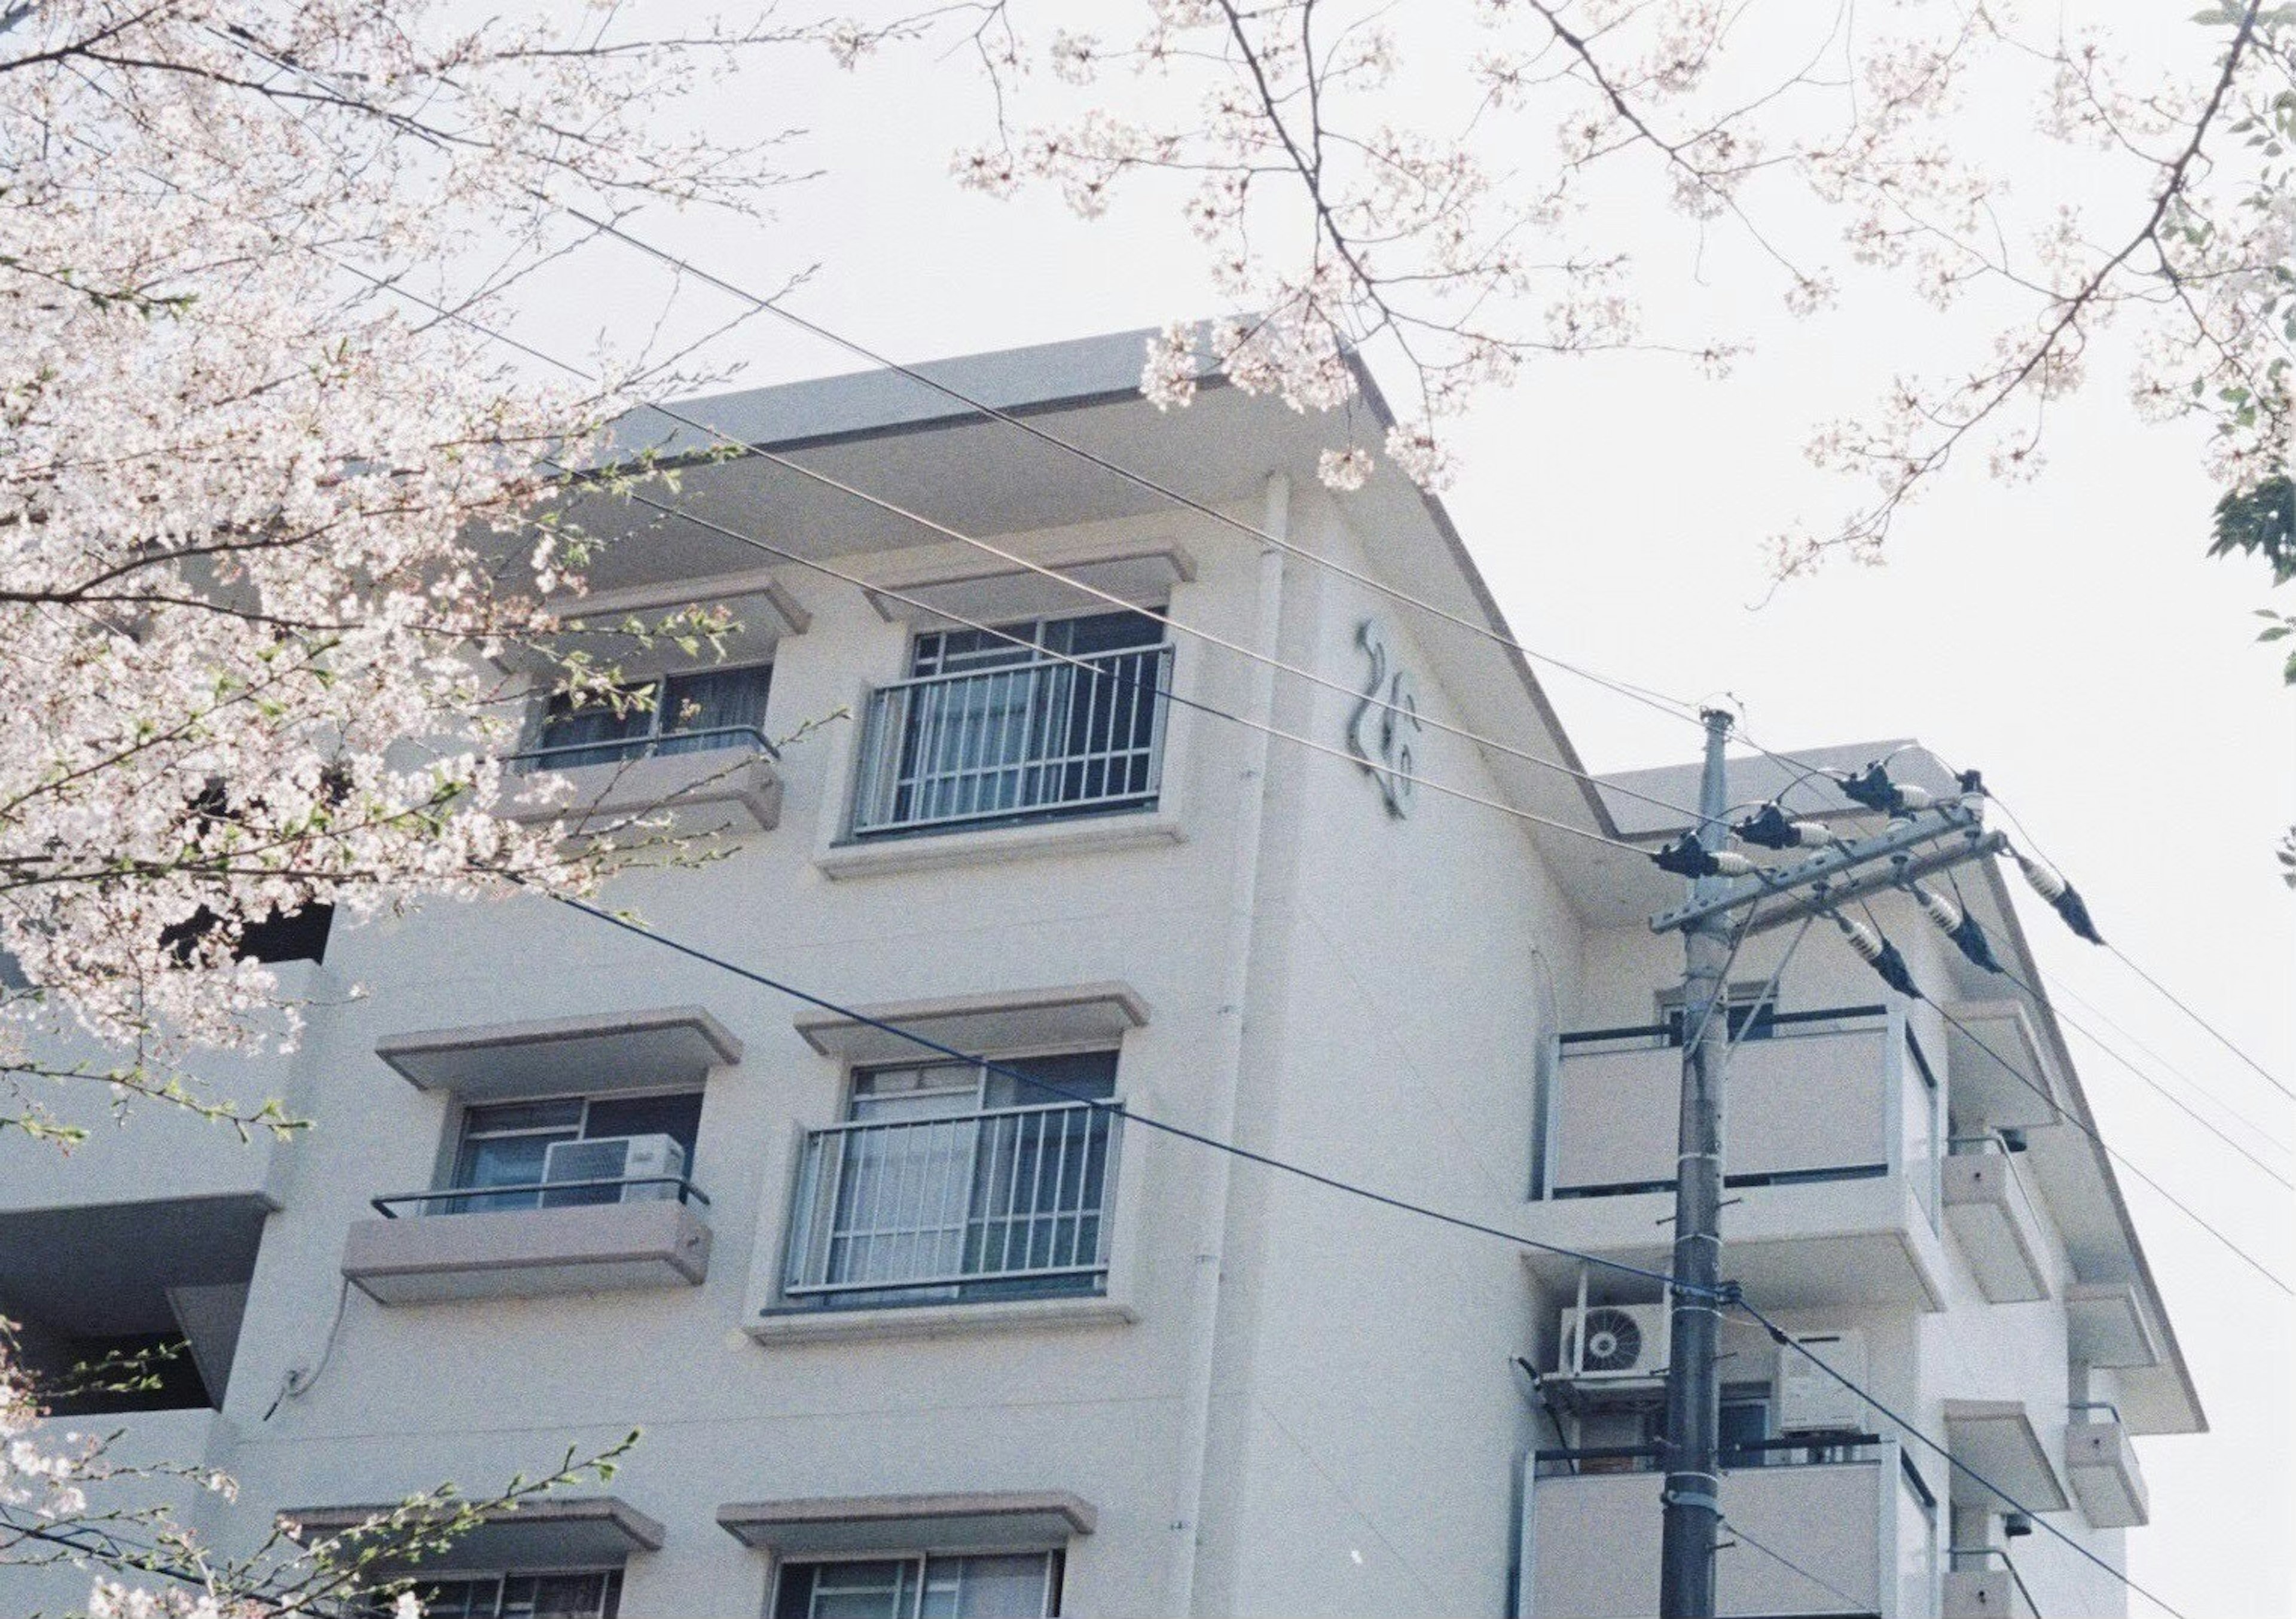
<box><xmin>1168</xmin><ymin>471</ymin><xmax>1289</xmax><ymax>1614</ymax></box>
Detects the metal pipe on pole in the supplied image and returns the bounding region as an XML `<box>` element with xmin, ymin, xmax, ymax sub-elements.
<box><xmin>1659</xmin><ymin>708</ymin><xmax>1734</xmax><ymax>1618</ymax></box>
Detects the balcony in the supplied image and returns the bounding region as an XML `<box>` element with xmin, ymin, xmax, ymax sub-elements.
<box><xmin>1944</xmin><ymin>1548</ymin><xmax>2040</xmax><ymax>1618</ymax></box>
<box><xmin>1527</xmin><ymin>1007</ymin><xmax>1949</xmax><ymax>1309</ymax></box>
<box><xmin>0</xmin><ymin>958</ymin><xmax>331</xmax><ymax>1217</ymax></box>
<box><xmin>499</xmin><ymin>725</ymin><xmax>781</xmax><ymax>835</ymax></box>
<box><xmin>1523</xmin><ymin>1437</ymin><xmax>1896</xmax><ymax>1617</ymax></box>
<box><xmin>847</xmin><ymin>644</ymin><xmax>1172</xmax><ymax>839</ymax></box>
<box><xmin>775</xmin><ymin>1101</ymin><xmax>1121</xmax><ymax>1314</ymax></box>
<box><xmin>1941</xmin><ymin>1134</ymin><xmax>2054</xmax><ymax>1302</ymax></box>
<box><xmin>341</xmin><ymin>1175</ymin><xmax>712</xmax><ymax>1305</ymax></box>
<box><xmin>2063</xmin><ymin>1407</ymin><xmax>2150</xmax><ymax>1528</ymax></box>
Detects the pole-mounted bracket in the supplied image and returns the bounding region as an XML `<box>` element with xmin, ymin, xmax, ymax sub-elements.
<box><xmin>1647</xmin><ymin>804</ymin><xmax>1991</xmax><ymax>936</ymax></box>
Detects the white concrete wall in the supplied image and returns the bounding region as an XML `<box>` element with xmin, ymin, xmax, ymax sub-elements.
<box><xmin>1191</xmin><ymin>491</ymin><xmax>1584</xmax><ymax>1616</ymax></box>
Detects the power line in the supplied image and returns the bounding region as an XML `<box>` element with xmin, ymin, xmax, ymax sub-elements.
<box><xmin>1973</xmin><ymin>792</ymin><xmax>2293</xmax><ymax>1104</ymax></box>
<box><xmin>1990</xmin><ymin>958</ymin><xmax>2294</xmax><ymax>1191</ymax></box>
<box><xmin>373</xmin><ymin>247</ymin><xmax>2296</xmax><ymax>1301</ymax></box>
<box><xmin>1730</xmin><ymin>1298</ymin><xmax>2192</xmax><ymax>1619</ymax></box>
<box><xmin>1926</xmin><ymin>989</ymin><xmax>2291</xmax><ymax>1294</ymax></box>
<box><xmin>526</xmin><ymin>884</ymin><xmax>1704</xmax><ymax>1296</ymax></box>
<box><xmin>317</xmin><ymin>252</ymin><xmax>1666</xmax><ymax>861</ymax></box>
<box><xmin>548</xmin><ymin>203</ymin><xmax>1713</xmax><ymax>735</ymax></box>
<box><xmin>2044</xmin><ymin>972</ymin><xmax>2292</xmax><ymax>1153</ymax></box>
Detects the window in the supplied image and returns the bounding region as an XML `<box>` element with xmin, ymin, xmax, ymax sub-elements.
<box><xmin>385</xmin><ymin>1571</ymin><xmax>620</xmax><ymax>1619</ymax></box>
<box><xmin>851</xmin><ymin>609</ymin><xmax>1172</xmax><ymax>837</ymax></box>
<box><xmin>784</xmin><ymin>1052</ymin><xmax>1120</xmax><ymax>1308</ymax></box>
<box><xmin>528</xmin><ymin>664</ymin><xmax>773</xmax><ymax>771</ymax></box>
<box><xmin>444</xmin><ymin>1091</ymin><xmax>703</xmax><ymax>1214</ymax></box>
<box><xmin>773</xmin><ymin>1552</ymin><xmax>1062</xmax><ymax>1619</ymax></box>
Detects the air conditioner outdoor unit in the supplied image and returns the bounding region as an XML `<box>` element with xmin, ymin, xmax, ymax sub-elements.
<box><xmin>1557</xmin><ymin>1303</ymin><xmax>1671</xmax><ymax>1382</ymax></box>
<box><xmin>541</xmin><ymin>1134</ymin><xmax>686</xmax><ymax>1206</ymax></box>
<box><xmin>1778</xmin><ymin>1329</ymin><xmax>1870</xmax><ymax>1433</ymax></box>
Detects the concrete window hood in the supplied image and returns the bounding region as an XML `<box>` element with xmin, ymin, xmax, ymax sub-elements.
<box><xmin>716</xmin><ymin>1490</ymin><xmax>1095</xmax><ymax>1557</ymax></box>
<box><xmin>2065</xmin><ymin>1413</ymin><xmax>2151</xmax><ymax>1528</ymax></box>
<box><xmin>282</xmin><ymin>1495</ymin><xmax>665</xmax><ymax>1572</ymax></box>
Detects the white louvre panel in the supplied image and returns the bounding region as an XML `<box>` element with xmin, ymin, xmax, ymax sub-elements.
<box><xmin>1779</xmin><ymin>1330</ymin><xmax>1869</xmax><ymax>1432</ymax></box>
<box><xmin>542</xmin><ymin>1135</ymin><xmax>685</xmax><ymax>1203</ymax></box>
<box><xmin>1557</xmin><ymin>1303</ymin><xmax>1670</xmax><ymax>1381</ymax></box>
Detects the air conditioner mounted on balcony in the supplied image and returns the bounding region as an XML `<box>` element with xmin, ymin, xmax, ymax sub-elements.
<box><xmin>541</xmin><ymin>1134</ymin><xmax>686</xmax><ymax>1204</ymax></box>
<box><xmin>1779</xmin><ymin>1329</ymin><xmax>1869</xmax><ymax>1433</ymax></box>
<box><xmin>1557</xmin><ymin>1303</ymin><xmax>1671</xmax><ymax>1382</ymax></box>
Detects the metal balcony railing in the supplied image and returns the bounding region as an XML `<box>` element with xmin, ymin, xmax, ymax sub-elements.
<box><xmin>506</xmin><ymin>723</ymin><xmax>778</xmax><ymax>775</ymax></box>
<box><xmin>1531</xmin><ymin>1434</ymin><xmax>1885</xmax><ymax>1479</ymax></box>
<box><xmin>848</xmin><ymin>646</ymin><xmax>1172</xmax><ymax>836</ymax></box>
<box><xmin>783</xmin><ymin>1101</ymin><xmax>1120</xmax><ymax>1303</ymax></box>
<box><xmin>373</xmin><ymin>1176</ymin><xmax>712</xmax><ymax>1218</ymax></box>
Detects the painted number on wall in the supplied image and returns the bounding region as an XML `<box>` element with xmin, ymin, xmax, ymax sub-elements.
<box><xmin>1347</xmin><ymin>619</ymin><xmax>1425</xmax><ymax>819</ymax></box>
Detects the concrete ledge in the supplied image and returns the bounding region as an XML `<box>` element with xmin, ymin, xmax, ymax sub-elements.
<box><xmin>500</xmin><ymin>749</ymin><xmax>781</xmax><ymax>836</ymax></box>
<box><xmin>793</xmin><ymin>982</ymin><xmax>1149</xmax><ymax>1064</ymax></box>
<box><xmin>749</xmin><ymin>1294</ymin><xmax>1135</xmax><ymax>1345</ymax></box>
<box><xmin>718</xmin><ymin>1490</ymin><xmax>1095</xmax><ymax>1555</ymax></box>
<box><xmin>2065</xmin><ymin>1419</ymin><xmax>2150</xmax><ymax>1528</ymax></box>
<box><xmin>343</xmin><ymin>1201</ymin><xmax>711</xmax><ymax>1305</ymax></box>
<box><xmin>816</xmin><ymin>806</ymin><xmax>1183</xmax><ymax>880</ymax></box>
<box><xmin>284</xmin><ymin>1494</ymin><xmax>664</xmax><ymax>1571</ymax></box>
<box><xmin>1943</xmin><ymin>1152</ymin><xmax>2054</xmax><ymax>1303</ymax></box>
<box><xmin>377</xmin><ymin>1006</ymin><xmax>742</xmax><ymax>1099</ymax></box>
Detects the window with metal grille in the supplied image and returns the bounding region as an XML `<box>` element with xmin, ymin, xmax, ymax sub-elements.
<box><xmin>849</xmin><ymin>609</ymin><xmax>1170</xmax><ymax>837</ymax></box>
<box><xmin>783</xmin><ymin>1052</ymin><xmax>1120</xmax><ymax>1309</ymax></box>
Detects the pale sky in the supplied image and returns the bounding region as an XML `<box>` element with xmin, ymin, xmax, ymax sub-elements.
<box><xmin>474</xmin><ymin>7</ymin><xmax>2295</xmax><ymax>1610</ymax></box>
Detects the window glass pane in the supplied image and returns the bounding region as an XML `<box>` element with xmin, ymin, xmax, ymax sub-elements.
<box><xmin>912</xmin><ymin>622</ymin><xmax>1040</xmax><ymax>677</ymax></box>
<box><xmin>536</xmin><ymin>688</ymin><xmax>657</xmax><ymax>768</ymax></box>
<box><xmin>657</xmin><ymin>664</ymin><xmax>772</xmax><ymax>756</ymax></box>
<box><xmin>500</xmin><ymin>1571</ymin><xmax>619</xmax><ymax>1619</ymax></box>
<box><xmin>1043</xmin><ymin>609</ymin><xmax>1163</xmax><ymax>656</ymax></box>
<box><xmin>584</xmin><ymin>1090</ymin><xmax>704</xmax><ymax>1162</ymax></box>
<box><xmin>777</xmin><ymin>1559</ymin><xmax>915</xmax><ymax>1619</ymax></box>
<box><xmin>920</xmin><ymin>1554</ymin><xmax>1054</xmax><ymax>1619</ymax></box>
<box><xmin>465</xmin><ymin>1099</ymin><xmax>587</xmax><ymax>1135</ymax></box>
<box><xmin>982</xmin><ymin>1050</ymin><xmax>1118</xmax><ymax>1108</ymax></box>
<box><xmin>851</xmin><ymin>1063</ymin><xmax>982</xmax><ymax>1122</ymax></box>
<box><xmin>408</xmin><ymin>1577</ymin><xmax>500</xmax><ymax>1619</ymax></box>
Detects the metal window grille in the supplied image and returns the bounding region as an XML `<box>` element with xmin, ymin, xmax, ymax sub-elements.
<box><xmin>784</xmin><ymin>1101</ymin><xmax>1120</xmax><ymax>1300</ymax></box>
<box><xmin>848</xmin><ymin>645</ymin><xmax>1172</xmax><ymax>836</ymax></box>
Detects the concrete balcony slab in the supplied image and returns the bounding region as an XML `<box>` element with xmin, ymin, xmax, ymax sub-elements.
<box><xmin>2065</xmin><ymin>1419</ymin><xmax>2149</xmax><ymax>1528</ymax></box>
<box><xmin>342</xmin><ymin>1199</ymin><xmax>710</xmax><ymax>1305</ymax></box>
<box><xmin>499</xmin><ymin>747</ymin><xmax>780</xmax><ymax>836</ymax></box>
<box><xmin>1943</xmin><ymin>1150</ymin><xmax>2054</xmax><ymax>1303</ymax></box>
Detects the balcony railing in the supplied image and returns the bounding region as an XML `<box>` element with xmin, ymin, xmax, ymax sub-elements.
<box><xmin>849</xmin><ymin>646</ymin><xmax>1172</xmax><ymax>837</ymax></box>
<box><xmin>783</xmin><ymin>1101</ymin><xmax>1120</xmax><ymax>1304</ymax></box>
<box><xmin>372</xmin><ymin>1176</ymin><xmax>712</xmax><ymax>1218</ymax></box>
<box><xmin>506</xmin><ymin>723</ymin><xmax>778</xmax><ymax>774</ymax></box>
<box><xmin>1546</xmin><ymin>1006</ymin><xmax>1906</xmax><ymax>1199</ymax></box>
<box><xmin>1531</xmin><ymin>1434</ymin><xmax>1886</xmax><ymax>1479</ymax></box>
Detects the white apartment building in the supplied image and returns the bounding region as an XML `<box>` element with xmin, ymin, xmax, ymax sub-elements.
<box><xmin>1</xmin><ymin>332</ymin><xmax>2200</xmax><ymax>1619</ymax></box>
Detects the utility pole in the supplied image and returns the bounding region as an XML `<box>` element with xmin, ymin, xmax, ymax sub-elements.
<box><xmin>1642</xmin><ymin>731</ymin><xmax>2007</xmax><ymax>1619</ymax></box>
<box><xmin>1658</xmin><ymin>708</ymin><xmax>1733</xmax><ymax>1619</ymax></box>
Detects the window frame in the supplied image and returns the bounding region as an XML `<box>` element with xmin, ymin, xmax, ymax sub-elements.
<box><xmin>779</xmin><ymin>1045</ymin><xmax>1124</xmax><ymax>1311</ymax></box>
<box><xmin>769</xmin><ymin>1547</ymin><xmax>1065</xmax><ymax>1619</ymax></box>
<box><xmin>441</xmin><ymin>1086</ymin><xmax>706</xmax><ymax>1213</ymax></box>
<box><xmin>384</xmin><ymin>1566</ymin><xmax>623</xmax><ymax>1619</ymax></box>
<box><xmin>528</xmin><ymin>660</ymin><xmax>775</xmax><ymax>767</ymax></box>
